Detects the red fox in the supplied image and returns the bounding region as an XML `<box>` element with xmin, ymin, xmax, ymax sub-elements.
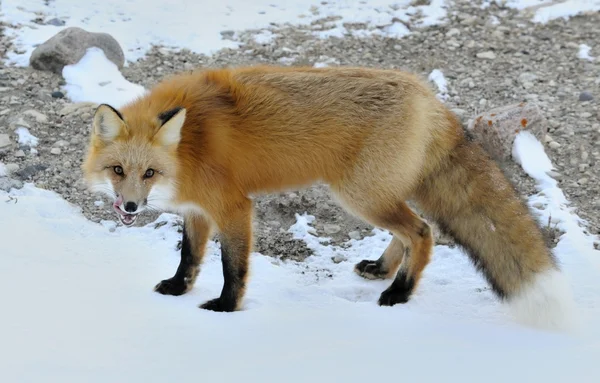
<box><xmin>82</xmin><ymin>65</ymin><xmax>576</xmax><ymax>331</ymax></box>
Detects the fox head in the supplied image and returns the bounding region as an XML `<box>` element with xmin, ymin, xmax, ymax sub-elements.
<box><xmin>81</xmin><ymin>104</ymin><xmax>186</xmax><ymax>226</ymax></box>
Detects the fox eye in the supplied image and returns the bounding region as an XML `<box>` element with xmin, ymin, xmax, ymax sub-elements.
<box><xmin>113</xmin><ymin>166</ymin><xmax>124</xmax><ymax>175</ymax></box>
<box><xmin>144</xmin><ymin>169</ymin><xmax>155</xmax><ymax>178</ymax></box>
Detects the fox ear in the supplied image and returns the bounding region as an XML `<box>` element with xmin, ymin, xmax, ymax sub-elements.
<box><xmin>155</xmin><ymin>107</ymin><xmax>186</xmax><ymax>147</ymax></box>
<box><xmin>93</xmin><ymin>104</ymin><xmax>126</xmax><ymax>143</ymax></box>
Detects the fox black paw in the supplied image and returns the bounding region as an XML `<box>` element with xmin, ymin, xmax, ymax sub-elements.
<box><xmin>354</xmin><ymin>259</ymin><xmax>387</xmax><ymax>280</ymax></box>
<box><xmin>154</xmin><ymin>278</ymin><xmax>188</xmax><ymax>296</ymax></box>
<box><xmin>378</xmin><ymin>284</ymin><xmax>412</xmax><ymax>306</ymax></box>
<box><xmin>199</xmin><ymin>298</ymin><xmax>236</xmax><ymax>312</ymax></box>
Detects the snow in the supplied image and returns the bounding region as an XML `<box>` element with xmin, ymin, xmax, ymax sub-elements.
<box><xmin>0</xmin><ymin>0</ymin><xmax>450</xmax><ymax>66</ymax></box>
<box><xmin>14</xmin><ymin>126</ymin><xmax>39</xmax><ymax>147</ymax></box>
<box><xmin>0</xmin><ymin>180</ymin><xmax>599</xmax><ymax>382</ymax></box>
<box><xmin>62</xmin><ymin>47</ymin><xmax>147</xmax><ymax>108</ymax></box>
<box><xmin>488</xmin><ymin>0</ymin><xmax>600</xmax><ymax>23</ymax></box>
<box><xmin>578</xmin><ymin>44</ymin><xmax>595</xmax><ymax>61</ymax></box>
<box><xmin>428</xmin><ymin>69</ymin><xmax>449</xmax><ymax>101</ymax></box>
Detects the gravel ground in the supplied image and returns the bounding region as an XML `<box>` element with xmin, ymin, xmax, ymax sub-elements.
<box><xmin>0</xmin><ymin>0</ymin><xmax>598</xmax><ymax>258</ymax></box>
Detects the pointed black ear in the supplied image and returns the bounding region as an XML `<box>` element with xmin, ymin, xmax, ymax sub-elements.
<box><xmin>154</xmin><ymin>107</ymin><xmax>186</xmax><ymax>147</ymax></box>
<box><xmin>93</xmin><ymin>104</ymin><xmax>126</xmax><ymax>143</ymax></box>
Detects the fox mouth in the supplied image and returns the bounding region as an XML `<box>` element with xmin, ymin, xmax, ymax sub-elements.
<box><xmin>113</xmin><ymin>198</ymin><xmax>138</xmax><ymax>227</ymax></box>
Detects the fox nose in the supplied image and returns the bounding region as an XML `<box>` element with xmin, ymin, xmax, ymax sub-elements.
<box><xmin>124</xmin><ymin>202</ymin><xmax>138</xmax><ymax>213</ymax></box>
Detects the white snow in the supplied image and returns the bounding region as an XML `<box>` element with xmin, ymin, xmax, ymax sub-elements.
<box><xmin>428</xmin><ymin>69</ymin><xmax>449</xmax><ymax>101</ymax></box>
<box><xmin>487</xmin><ymin>0</ymin><xmax>600</xmax><ymax>23</ymax></box>
<box><xmin>0</xmin><ymin>0</ymin><xmax>450</xmax><ymax>66</ymax></box>
<box><xmin>1</xmin><ymin>171</ymin><xmax>600</xmax><ymax>382</ymax></box>
<box><xmin>578</xmin><ymin>44</ymin><xmax>595</xmax><ymax>61</ymax></box>
<box><xmin>62</xmin><ymin>47</ymin><xmax>147</xmax><ymax>108</ymax></box>
<box><xmin>14</xmin><ymin>126</ymin><xmax>39</xmax><ymax>147</ymax></box>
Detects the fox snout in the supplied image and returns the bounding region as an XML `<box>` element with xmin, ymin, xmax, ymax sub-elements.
<box><xmin>113</xmin><ymin>194</ymin><xmax>146</xmax><ymax>226</ymax></box>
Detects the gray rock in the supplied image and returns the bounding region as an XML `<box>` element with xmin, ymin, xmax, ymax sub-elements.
<box><xmin>23</xmin><ymin>110</ymin><xmax>49</xmax><ymax>123</ymax></box>
<box><xmin>332</xmin><ymin>254</ymin><xmax>347</xmax><ymax>264</ymax></box>
<box><xmin>50</xmin><ymin>148</ymin><xmax>62</xmax><ymax>155</ymax></box>
<box><xmin>476</xmin><ymin>51</ymin><xmax>496</xmax><ymax>60</ymax></box>
<box><xmin>15</xmin><ymin>164</ymin><xmax>48</xmax><ymax>179</ymax></box>
<box><xmin>46</xmin><ymin>18</ymin><xmax>66</xmax><ymax>26</ymax></box>
<box><xmin>579</xmin><ymin>91</ymin><xmax>594</xmax><ymax>101</ymax></box>
<box><xmin>0</xmin><ymin>177</ymin><xmax>23</xmax><ymax>192</ymax></box>
<box><xmin>0</xmin><ymin>134</ymin><xmax>10</xmax><ymax>148</ymax></box>
<box><xmin>466</xmin><ymin>102</ymin><xmax>548</xmax><ymax>162</ymax></box>
<box><xmin>323</xmin><ymin>223</ymin><xmax>342</xmax><ymax>235</ymax></box>
<box><xmin>30</xmin><ymin>27</ymin><xmax>125</xmax><ymax>74</ymax></box>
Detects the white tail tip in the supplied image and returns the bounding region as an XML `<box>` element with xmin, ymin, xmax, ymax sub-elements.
<box><xmin>507</xmin><ymin>268</ymin><xmax>581</xmax><ymax>333</ymax></box>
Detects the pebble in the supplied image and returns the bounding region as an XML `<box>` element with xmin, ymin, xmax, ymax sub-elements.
<box><xmin>476</xmin><ymin>51</ymin><xmax>496</xmax><ymax>60</ymax></box>
<box><xmin>549</xmin><ymin>141</ymin><xmax>561</xmax><ymax>149</ymax></box>
<box><xmin>580</xmin><ymin>112</ymin><xmax>592</xmax><ymax>119</ymax></box>
<box><xmin>579</xmin><ymin>91</ymin><xmax>594</xmax><ymax>102</ymax></box>
<box><xmin>323</xmin><ymin>224</ymin><xmax>341</xmax><ymax>235</ymax></box>
<box><xmin>446</xmin><ymin>28</ymin><xmax>460</xmax><ymax>37</ymax></box>
<box><xmin>51</xmin><ymin>91</ymin><xmax>64</xmax><ymax>99</ymax></box>
<box><xmin>332</xmin><ymin>254</ymin><xmax>347</xmax><ymax>264</ymax></box>
<box><xmin>23</xmin><ymin>110</ymin><xmax>49</xmax><ymax>123</ymax></box>
<box><xmin>50</xmin><ymin>148</ymin><xmax>62</xmax><ymax>155</ymax></box>
<box><xmin>5</xmin><ymin>163</ymin><xmax>19</xmax><ymax>174</ymax></box>
<box><xmin>0</xmin><ymin>134</ymin><xmax>10</xmax><ymax>148</ymax></box>
<box><xmin>578</xmin><ymin>178</ymin><xmax>589</xmax><ymax>185</ymax></box>
<box><xmin>14</xmin><ymin>150</ymin><xmax>25</xmax><ymax>157</ymax></box>
<box><xmin>348</xmin><ymin>230</ymin><xmax>361</xmax><ymax>240</ymax></box>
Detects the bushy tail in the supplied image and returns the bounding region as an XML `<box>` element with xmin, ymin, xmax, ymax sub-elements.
<box><xmin>413</xmin><ymin>136</ymin><xmax>578</xmax><ymax>332</ymax></box>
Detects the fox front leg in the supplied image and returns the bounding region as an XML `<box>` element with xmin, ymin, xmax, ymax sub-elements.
<box><xmin>199</xmin><ymin>199</ymin><xmax>252</xmax><ymax>312</ymax></box>
<box><xmin>154</xmin><ymin>214</ymin><xmax>212</xmax><ymax>296</ymax></box>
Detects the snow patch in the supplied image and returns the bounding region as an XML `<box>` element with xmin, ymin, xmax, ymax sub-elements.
<box><xmin>14</xmin><ymin>127</ymin><xmax>39</xmax><ymax>147</ymax></box>
<box><xmin>578</xmin><ymin>44</ymin><xmax>595</xmax><ymax>61</ymax></box>
<box><xmin>62</xmin><ymin>47</ymin><xmax>146</xmax><ymax>108</ymax></box>
<box><xmin>488</xmin><ymin>0</ymin><xmax>600</xmax><ymax>23</ymax></box>
<box><xmin>1</xmin><ymin>0</ymin><xmax>450</xmax><ymax>65</ymax></box>
<box><xmin>428</xmin><ymin>69</ymin><xmax>449</xmax><ymax>101</ymax></box>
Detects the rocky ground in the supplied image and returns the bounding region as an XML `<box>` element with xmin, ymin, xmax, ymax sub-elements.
<box><xmin>0</xmin><ymin>0</ymin><xmax>598</xmax><ymax>259</ymax></box>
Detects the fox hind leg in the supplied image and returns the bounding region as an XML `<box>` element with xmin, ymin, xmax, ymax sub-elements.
<box><xmin>376</xmin><ymin>203</ymin><xmax>433</xmax><ymax>306</ymax></box>
<box><xmin>154</xmin><ymin>214</ymin><xmax>212</xmax><ymax>296</ymax></box>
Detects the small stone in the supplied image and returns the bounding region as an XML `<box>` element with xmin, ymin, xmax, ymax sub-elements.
<box><xmin>581</xmin><ymin>112</ymin><xmax>592</xmax><ymax>119</ymax></box>
<box><xmin>579</xmin><ymin>163</ymin><xmax>589</xmax><ymax>172</ymax></box>
<box><xmin>5</xmin><ymin>163</ymin><xmax>19</xmax><ymax>174</ymax></box>
<box><xmin>323</xmin><ymin>224</ymin><xmax>341</xmax><ymax>235</ymax></box>
<box><xmin>446</xmin><ymin>28</ymin><xmax>460</xmax><ymax>37</ymax></box>
<box><xmin>23</xmin><ymin>110</ymin><xmax>49</xmax><ymax>123</ymax></box>
<box><xmin>51</xmin><ymin>91</ymin><xmax>64</xmax><ymax>99</ymax></box>
<box><xmin>54</xmin><ymin>140</ymin><xmax>70</xmax><ymax>148</ymax></box>
<box><xmin>579</xmin><ymin>91</ymin><xmax>594</xmax><ymax>102</ymax></box>
<box><xmin>0</xmin><ymin>134</ymin><xmax>10</xmax><ymax>148</ymax></box>
<box><xmin>14</xmin><ymin>150</ymin><xmax>25</xmax><ymax>158</ymax></box>
<box><xmin>578</xmin><ymin>178</ymin><xmax>589</xmax><ymax>185</ymax></box>
<box><xmin>549</xmin><ymin>141</ymin><xmax>561</xmax><ymax>149</ymax></box>
<box><xmin>50</xmin><ymin>148</ymin><xmax>62</xmax><ymax>155</ymax></box>
<box><xmin>518</xmin><ymin>72</ymin><xmax>538</xmax><ymax>84</ymax></box>
<box><xmin>332</xmin><ymin>254</ymin><xmax>347</xmax><ymax>264</ymax></box>
<box><xmin>476</xmin><ymin>51</ymin><xmax>496</xmax><ymax>60</ymax></box>
<box><xmin>547</xmin><ymin>171</ymin><xmax>562</xmax><ymax>179</ymax></box>
<box><xmin>544</xmin><ymin>134</ymin><xmax>553</xmax><ymax>143</ymax></box>
<box><xmin>348</xmin><ymin>231</ymin><xmax>361</xmax><ymax>240</ymax></box>
<box><xmin>451</xmin><ymin>108</ymin><xmax>467</xmax><ymax>119</ymax></box>
<box><xmin>15</xmin><ymin>164</ymin><xmax>48</xmax><ymax>179</ymax></box>
<box><xmin>46</xmin><ymin>18</ymin><xmax>66</xmax><ymax>26</ymax></box>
